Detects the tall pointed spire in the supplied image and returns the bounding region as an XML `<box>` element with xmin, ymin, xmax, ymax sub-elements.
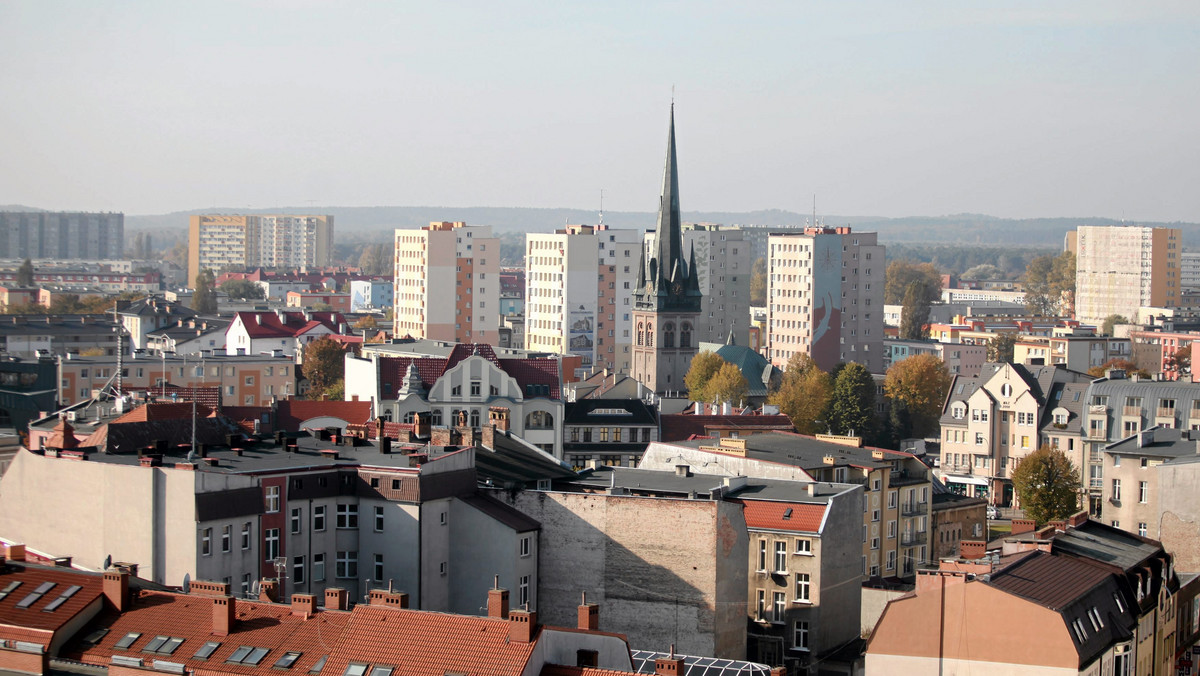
<box><xmin>652</xmin><ymin>103</ymin><xmax>683</xmax><ymax>284</ymax></box>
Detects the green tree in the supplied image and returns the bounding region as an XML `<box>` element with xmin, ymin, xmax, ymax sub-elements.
<box><xmin>16</xmin><ymin>258</ymin><xmax>34</xmax><ymax>287</ymax></box>
<box><xmin>303</xmin><ymin>336</ymin><xmax>347</xmax><ymax>399</ymax></box>
<box><xmin>899</xmin><ymin>280</ymin><xmax>931</xmax><ymax>340</ymax></box>
<box><xmin>220</xmin><ymin>279</ymin><xmax>265</xmax><ymax>300</ymax></box>
<box><xmin>684</xmin><ymin>351</ymin><xmax>725</xmax><ymax>402</ymax></box>
<box><xmin>192</xmin><ymin>269</ymin><xmax>218</xmax><ymax>314</ymax></box>
<box><xmin>358</xmin><ymin>243</ymin><xmax>392</xmax><ymax>276</ymax></box>
<box><xmin>1100</xmin><ymin>314</ymin><xmax>1129</xmax><ymax>336</ymax></box>
<box><xmin>986</xmin><ymin>333</ymin><xmax>1017</xmax><ymax>363</ymax></box>
<box><xmin>885</xmin><ymin>260</ymin><xmax>942</xmax><ymax>305</ymax></box>
<box><xmin>769</xmin><ymin>353</ymin><xmax>832</xmax><ymax>434</ymax></box>
<box><xmin>826</xmin><ymin>362</ymin><xmax>876</xmax><ymax>438</ymax></box>
<box><xmin>1011</xmin><ymin>445</ymin><xmax>1082</xmax><ymax>525</ymax></box>
<box><xmin>1024</xmin><ymin>251</ymin><xmax>1075</xmax><ymax>316</ymax></box>
<box><xmin>884</xmin><ymin>354</ymin><xmax>951</xmax><ymax>437</ymax></box>
<box><xmin>750</xmin><ymin>257</ymin><xmax>767</xmax><ymax>306</ymax></box>
<box><xmin>961</xmin><ymin>263</ymin><xmax>1002</xmax><ymax>280</ymax></box>
<box><xmin>708</xmin><ymin>362</ymin><xmax>749</xmax><ymax>406</ymax></box>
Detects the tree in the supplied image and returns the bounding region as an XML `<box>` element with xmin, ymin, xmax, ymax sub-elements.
<box><xmin>826</xmin><ymin>362</ymin><xmax>876</xmax><ymax>438</ymax></box>
<box><xmin>707</xmin><ymin>362</ymin><xmax>749</xmax><ymax>406</ymax></box>
<box><xmin>1088</xmin><ymin>358</ymin><xmax>1149</xmax><ymax>379</ymax></box>
<box><xmin>750</xmin><ymin>257</ymin><xmax>767</xmax><ymax>306</ymax></box>
<box><xmin>684</xmin><ymin>351</ymin><xmax>725</xmax><ymax>402</ymax></box>
<box><xmin>191</xmin><ymin>269</ymin><xmax>218</xmax><ymax>314</ymax></box>
<box><xmin>358</xmin><ymin>243</ymin><xmax>392</xmax><ymax>276</ymax></box>
<box><xmin>16</xmin><ymin>259</ymin><xmax>34</xmax><ymax>287</ymax></box>
<box><xmin>1167</xmin><ymin>344</ymin><xmax>1191</xmax><ymax>378</ymax></box>
<box><xmin>769</xmin><ymin>353</ymin><xmax>833</xmax><ymax>434</ymax></box>
<box><xmin>220</xmin><ymin>279</ymin><xmax>264</xmax><ymax>300</ymax></box>
<box><xmin>885</xmin><ymin>261</ymin><xmax>942</xmax><ymax>305</ymax></box>
<box><xmin>1100</xmin><ymin>314</ymin><xmax>1129</xmax><ymax>336</ymax></box>
<box><xmin>961</xmin><ymin>263</ymin><xmax>1002</xmax><ymax>280</ymax></box>
<box><xmin>1011</xmin><ymin>445</ymin><xmax>1082</xmax><ymax>525</ymax></box>
<box><xmin>884</xmin><ymin>354</ymin><xmax>951</xmax><ymax>437</ymax></box>
<box><xmin>303</xmin><ymin>336</ymin><xmax>347</xmax><ymax>399</ymax></box>
<box><xmin>899</xmin><ymin>280</ymin><xmax>931</xmax><ymax>340</ymax></box>
<box><xmin>986</xmin><ymin>333</ymin><xmax>1017</xmax><ymax>363</ymax></box>
<box><xmin>354</xmin><ymin>315</ymin><xmax>378</xmax><ymax>330</ymax></box>
<box><xmin>1024</xmin><ymin>251</ymin><xmax>1075</xmax><ymax>316</ymax></box>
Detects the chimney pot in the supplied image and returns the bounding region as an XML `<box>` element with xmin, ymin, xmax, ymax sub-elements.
<box><xmin>508</xmin><ymin>609</ymin><xmax>537</xmax><ymax>643</ymax></box>
<box><xmin>212</xmin><ymin>595</ymin><xmax>236</xmax><ymax>636</ymax></box>
<box><xmin>291</xmin><ymin>593</ymin><xmax>317</xmax><ymax>617</ymax></box>
<box><xmin>578</xmin><ymin>597</ymin><xmax>600</xmax><ymax>631</ymax></box>
<box><xmin>488</xmin><ymin>582</ymin><xmax>510</xmax><ymax>619</ymax></box>
<box><xmin>324</xmin><ymin>587</ymin><xmax>348</xmax><ymax>611</ymax></box>
<box><xmin>103</xmin><ymin>571</ymin><xmax>129</xmax><ymax>612</ymax></box>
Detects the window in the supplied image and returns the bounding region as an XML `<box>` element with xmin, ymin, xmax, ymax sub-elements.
<box><xmin>773</xmin><ymin>591</ymin><xmax>787</xmax><ymax>623</ymax></box>
<box><xmin>794</xmin><ymin>573</ymin><xmax>810</xmax><ymax>602</ymax></box>
<box><xmin>336</xmin><ymin>552</ymin><xmax>357</xmax><ymax>579</ymax></box>
<box><xmin>1138</xmin><ymin>522</ymin><xmax>1148</xmax><ymax>537</ymax></box>
<box><xmin>201</xmin><ymin>528</ymin><xmax>212</xmax><ymax>556</ymax></box>
<box><xmin>374</xmin><ymin>554</ymin><xmax>384</xmax><ymax>582</ymax></box>
<box><xmin>1112</xmin><ymin>479</ymin><xmax>1121</xmax><ymax>501</ymax></box>
<box><xmin>221</xmin><ymin>526</ymin><xmax>231</xmax><ymax>553</ymax></box>
<box><xmin>1139</xmin><ymin>481</ymin><xmax>1148</xmax><ymax>503</ymax></box>
<box><xmin>871</xmin><ymin>537</ymin><xmax>880</xmax><ymax>550</ymax></box>
<box><xmin>887</xmin><ymin>490</ymin><xmax>897</xmax><ymax>509</ymax></box>
<box><xmin>291</xmin><ymin>508</ymin><xmax>302</xmax><ymax>534</ymax></box>
<box><xmin>115</xmin><ymin>632</ymin><xmax>142</xmax><ymax>650</ymax></box>
<box><xmin>342</xmin><ymin>664</ymin><xmax>369</xmax><ymax>676</ymax></box>
<box><xmin>313</xmin><ymin>554</ymin><xmax>325</xmax><ymax>582</ymax></box>
<box><xmin>265</xmin><ymin>529</ymin><xmax>280</xmax><ymax>561</ymax></box>
<box><xmin>793</xmin><ymin>621</ymin><xmax>809</xmax><ymax>651</ymax></box>
<box><xmin>519</xmin><ymin>575</ymin><xmax>530</xmax><ymax>608</ymax></box>
<box><xmin>795</xmin><ymin>538</ymin><xmax>811</xmax><ymax>555</ymax></box>
<box><xmin>374</xmin><ymin>506</ymin><xmax>384</xmax><ymax>532</ymax></box>
<box><xmin>758</xmin><ymin>540</ymin><xmax>768</xmax><ymax>571</ymax></box>
<box><xmin>292</xmin><ymin>556</ymin><xmax>305</xmax><ymax>585</ymax></box>
<box><xmin>520</xmin><ymin>535</ymin><xmax>531</xmax><ymax>557</ymax></box>
<box><xmin>888</xmin><ymin>520</ymin><xmax>897</xmax><ymax>539</ymax></box>
<box><xmin>193</xmin><ymin>641</ymin><xmax>221</xmax><ymax>660</ymax></box>
<box><xmin>774</xmin><ymin>541</ymin><xmax>787</xmax><ymax>573</ymax></box>
<box><xmin>886</xmin><ymin>550</ymin><xmax>896</xmax><ymax>571</ymax></box>
<box><xmin>313</xmin><ymin>505</ymin><xmax>326</xmax><ymax>531</ymax></box>
<box><xmin>241</xmin><ymin>522</ymin><xmax>252</xmax><ymax>549</ymax></box>
<box><xmin>336</xmin><ymin>504</ymin><xmax>358</xmax><ymax>529</ymax></box>
<box><xmin>265</xmin><ymin>486</ymin><xmax>280</xmax><ymax>513</ymax></box>
<box><xmin>274</xmin><ymin>652</ymin><xmax>303</xmax><ymax>670</ymax></box>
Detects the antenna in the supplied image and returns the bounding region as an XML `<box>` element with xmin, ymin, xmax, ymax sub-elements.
<box><xmin>599</xmin><ymin>189</ymin><xmax>605</xmax><ymax>225</ymax></box>
<box><xmin>813</xmin><ymin>194</ymin><xmax>817</xmax><ymax>228</ymax></box>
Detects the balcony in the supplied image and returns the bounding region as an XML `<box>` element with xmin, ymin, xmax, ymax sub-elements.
<box><xmin>1156</xmin><ymin>407</ymin><xmax>1176</xmax><ymax>419</ymax></box>
<box><xmin>901</xmin><ymin>531</ymin><xmax>928</xmax><ymax>547</ymax></box>
<box><xmin>901</xmin><ymin>501</ymin><xmax>928</xmax><ymax>517</ymax></box>
<box><xmin>1086</xmin><ymin>427</ymin><xmax>1107</xmax><ymax>441</ymax></box>
<box><xmin>1122</xmin><ymin>406</ymin><xmax>1142</xmax><ymax>417</ymax></box>
<box><xmin>890</xmin><ymin>468</ymin><xmax>928</xmax><ymax>487</ymax></box>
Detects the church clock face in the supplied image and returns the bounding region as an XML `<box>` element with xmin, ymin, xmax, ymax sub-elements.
<box><xmin>671</xmin><ymin>281</ymin><xmax>684</xmax><ymax>296</ymax></box>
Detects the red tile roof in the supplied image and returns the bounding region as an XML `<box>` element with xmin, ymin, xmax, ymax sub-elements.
<box><xmin>323</xmin><ymin>605</ymin><xmax>537</xmax><ymax>676</ymax></box>
<box><xmin>276</xmin><ymin>400</ymin><xmax>373</xmax><ymax>432</ymax></box>
<box><xmin>738</xmin><ymin>499</ymin><xmax>827</xmax><ymax>533</ymax></box>
<box><xmin>0</xmin><ymin>563</ymin><xmax>105</xmax><ymax>644</ymax></box>
<box><xmin>378</xmin><ymin>349</ymin><xmax>565</xmax><ymax>399</ymax></box>
<box><xmin>541</xmin><ymin>666</ymin><xmax>635</xmax><ymax>676</ymax></box>
<box><xmin>233</xmin><ymin>312</ymin><xmax>344</xmax><ymax>339</ymax></box>
<box><xmin>113</xmin><ymin>402</ymin><xmax>217</xmax><ymax>424</ymax></box>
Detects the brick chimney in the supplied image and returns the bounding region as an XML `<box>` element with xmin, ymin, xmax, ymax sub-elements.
<box><xmin>654</xmin><ymin>646</ymin><xmax>685</xmax><ymax>675</ymax></box>
<box><xmin>577</xmin><ymin>592</ymin><xmax>599</xmax><ymax>630</ymax></box>
<box><xmin>367</xmin><ymin>589</ymin><xmax>409</xmax><ymax>608</ymax></box>
<box><xmin>103</xmin><ymin>571</ymin><xmax>129</xmax><ymax>612</ymax></box>
<box><xmin>6</xmin><ymin>544</ymin><xmax>25</xmax><ymax>561</ymax></box>
<box><xmin>189</xmin><ymin>580</ymin><xmax>232</xmax><ymax>596</ymax></box>
<box><xmin>488</xmin><ymin>580</ymin><xmax>510</xmax><ymax>619</ymax></box>
<box><xmin>258</xmin><ymin>579</ymin><xmax>279</xmax><ymax>603</ymax></box>
<box><xmin>1011</xmin><ymin>518</ymin><xmax>1037</xmax><ymax>535</ymax></box>
<box><xmin>291</xmin><ymin>594</ymin><xmax>317</xmax><ymax>617</ymax></box>
<box><xmin>960</xmin><ymin>541</ymin><xmax>987</xmax><ymax>561</ymax></box>
<box><xmin>212</xmin><ymin>595</ymin><xmax>236</xmax><ymax>636</ymax></box>
<box><xmin>431</xmin><ymin>426</ymin><xmax>452</xmax><ymax>446</ymax></box>
<box><xmin>325</xmin><ymin>587</ymin><xmax>348</xmax><ymax>611</ymax></box>
<box><xmin>508</xmin><ymin>609</ymin><xmax>537</xmax><ymax>643</ymax></box>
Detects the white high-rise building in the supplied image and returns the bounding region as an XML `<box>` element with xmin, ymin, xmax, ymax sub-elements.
<box><xmin>767</xmin><ymin>227</ymin><xmax>885</xmax><ymax>373</ymax></box>
<box><xmin>1071</xmin><ymin>225</ymin><xmax>1181</xmax><ymax>325</ymax></box>
<box><xmin>393</xmin><ymin>222</ymin><xmax>499</xmax><ymax>345</ymax></box>
<box><xmin>526</xmin><ymin>225</ymin><xmax>641</xmax><ymax>377</ymax></box>
<box><xmin>187</xmin><ymin>214</ymin><xmax>333</xmax><ymax>287</ymax></box>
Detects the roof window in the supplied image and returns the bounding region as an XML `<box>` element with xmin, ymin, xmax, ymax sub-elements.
<box><xmin>114</xmin><ymin>632</ymin><xmax>142</xmax><ymax>650</ymax></box>
<box><xmin>274</xmin><ymin>652</ymin><xmax>303</xmax><ymax>669</ymax></box>
<box><xmin>308</xmin><ymin>656</ymin><xmax>328</xmax><ymax>674</ymax></box>
<box><xmin>42</xmin><ymin>584</ymin><xmax>82</xmax><ymax>612</ymax></box>
<box><xmin>343</xmin><ymin>663</ymin><xmax>370</xmax><ymax>676</ymax></box>
<box><xmin>193</xmin><ymin>641</ymin><xmax>221</xmax><ymax>660</ymax></box>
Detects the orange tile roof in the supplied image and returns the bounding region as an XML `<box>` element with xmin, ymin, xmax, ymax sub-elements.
<box><xmin>541</xmin><ymin>666</ymin><xmax>634</xmax><ymax>676</ymax></box>
<box><xmin>0</xmin><ymin>563</ymin><xmax>105</xmax><ymax>645</ymax></box>
<box><xmin>113</xmin><ymin>402</ymin><xmax>216</xmax><ymax>424</ymax></box>
<box><xmin>322</xmin><ymin>605</ymin><xmax>536</xmax><ymax>676</ymax></box>
<box><xmin>71</xmin><ymin>591</ymin><xmax>352</xmax><ymax>675</ymax></box>
<box><xmin>738</xmin><ymin>499</ymin><xmax>827</xmax><ymax>533</ymax></box>
<box><xmin>277</xmin><ymin>400</ymin><xmax>373</xmax><ymax>432</ymax></box>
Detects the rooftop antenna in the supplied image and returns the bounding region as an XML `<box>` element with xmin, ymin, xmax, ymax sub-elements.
<box><xmin>598</xmin><ymin>189</ymin><xmax>605</xmax><ymax>225</ymax></box>
<box><xmin>813</xmin><ymin>194</ymin><xmax>817</xmax><ymax>228</ymax></box>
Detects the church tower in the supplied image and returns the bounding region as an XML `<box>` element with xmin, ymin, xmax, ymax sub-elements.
<box><xmin>631</xmin><ymin>105</ymin><xmax>703</xmax><ymax>394</ymax></box>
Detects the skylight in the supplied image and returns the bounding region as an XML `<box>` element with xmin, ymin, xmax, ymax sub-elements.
<box><xmin>0</xmin><ymin>581</ymin><xmax>22</xmax><ymax>601</ymax></box>
<box><xmin>15</xmin><ymin>581</ymin><xmax>56</xmax><ymax>609</ymax></box>
<box><xmin>782</xmin><ymin>508</ymin><xmax>793</xmax><ymax>520</ymax></box>
<box><xmin>227</xmin><ymin>646</ymin><xmax>253</xmax><ymax>663</ymax></box>
<box><xmin>308</xmin><ymin>656</ymin><xmax>328</xmax><ymax>674</ymax></box>
<box><xmin>274</xmin><ymin>652</ymin><xmax>303</xmax><ymax>669</ymax></box>
<box><xmin>369</xmin><ymin>666</ymin><xmax>393</xmax><ymax>676</ymax></box>
<box><xmin>43</xmin><ymin>585</ymin><xmax>83</xmax><ymax>612</ymax></box>
<box><xmin>144</xmin><ymin>636</ymin><xmax>170</xmax><ymax>653</ymax></box>
<box><xmin>193</xmin><ymin>641</ymin><xmax>221</xmax><ymax>660</ymax></box>
<box><xmin>114</xmin><ymin>633</ymin><xmax>142</xmax><ymax>650</ymax></box>
<box><xmin>244</xmin><ymin>647</ymin><xmax>270</xmax><ymax>665</ymax></box>
<box><xmin>343</xmin><ymin>663</ymin><xmax>369</xmax><ymax>676</ymax></box>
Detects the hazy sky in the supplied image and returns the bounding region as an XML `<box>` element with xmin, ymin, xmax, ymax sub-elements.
<box><xmin>2</xmin><ymin>1</ymin><xmax>1198</xmax><ymax>221</ymax></box>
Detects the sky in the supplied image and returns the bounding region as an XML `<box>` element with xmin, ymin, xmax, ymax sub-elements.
<box><xmin>1</xmin><ymin>1</ymin><xmax>1198</xmax><ymax>221</ymax></box>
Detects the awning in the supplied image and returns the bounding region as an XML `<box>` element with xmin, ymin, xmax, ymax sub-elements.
<box><xmin>940</xmin><ymin>473</ymin><xmax>988</xmax><ymax>487</ymax></box>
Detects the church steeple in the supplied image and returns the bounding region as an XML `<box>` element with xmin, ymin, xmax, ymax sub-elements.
<box><xmin>652</xmin><ymin>103</ymin><xmax>683</xmax><ymax>279</ymax></box>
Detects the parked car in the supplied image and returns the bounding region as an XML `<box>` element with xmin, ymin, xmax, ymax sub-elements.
<box><xmin>986</xmin><ymin>505</ymin><xmax>999</xmax><ymax>520</ymax></box>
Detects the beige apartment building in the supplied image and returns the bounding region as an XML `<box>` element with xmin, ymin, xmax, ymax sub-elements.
<box><xmin>1072</xmin><ymin>225</ymin><xmax>1181</xmax><ymax>326</ymax></box>
<box><xmin>58</xmin><ymin>352</ymin><xmax>296</xmax><ymax>407</ymax></box>
<box><xmin>526</xmin><ymin>225</ymin><xmax>641</xmax><ymax>377</ymax></box>
<box><xmin>766</xmin><ymin>227</ymin><xmax>885</xmax><ymax>373</ymax></box>
<box><xmin>187</xmin><ymin>214</ymin><xmax>333</xmax><ymax>287</ymax></box>
<box><xmin>393</xmin><ymin>222</ymin><xmax>498</xmax><ymax>345</ymax></box>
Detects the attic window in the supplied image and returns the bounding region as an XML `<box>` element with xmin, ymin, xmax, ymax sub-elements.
<box><xmin>274</xmin><ymin>652</ymin><xmax>303</xmax><ymax>669</ymax></box>
<box><xmin>369</xmin><ymin>666</ymin><xmax>394</xmax><ymax>676</ymax></box>
<box><xmin>16</xmin><ymin>582</ymin><xmax>55</xmax><ymax>609</ymax></box>
<box><xmin>0</xmin><ymin>580</ymin><xmax>22</xmax><ymax>601</ymax></box>
<box><xmin>41</xmin><ymin>584</ymin><xmax>81</xmax><ymax>612</ymax></box>
<box><xmin>783</xmin><ymin>508</ymin><xmax>793</xmax><ymax>520</ymax></box>
<box><xmin>308</xmin><ymin>656</ymin><xmax>328</xmax><ymax>674</ymax></box>
<box><xmin>342</xmin><ymin>664</ymin><xmax>370</xmax><ymax>676</ymax></box>
<box><xmin>114</xmin><ymin>632</ymin><xmax>142</xmax><ymax>650</ymax></box>
<box><xmin>193</xmin><ymin>641</ymin><xmax>221</xmax><ymax>660</ymax></box>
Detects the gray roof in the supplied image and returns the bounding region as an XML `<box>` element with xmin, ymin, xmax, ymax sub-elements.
<box><xmin>670</xmin><ymin>431</ymin><xmax>895</xmax><ymax>472</ymax></box>
<box><xmin>1104</xmin><ymin>426</ymin><xmax>1200</xmax><ymax>458</ymax></box>
<box><xmin>566</xmin><ymin>465</ymin><xmax>851</xmax><ymax>505</ymax></box>
<box><xmin>1051</xmin><ymin>520</ymin><xmax>1161</xmax><ymax>573</ymax></box>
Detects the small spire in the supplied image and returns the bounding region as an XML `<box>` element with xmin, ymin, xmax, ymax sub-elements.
<box><xmin>726</xmin><ymin>325</ymin><xmax>736</xmax><ymax>346</ymax></box>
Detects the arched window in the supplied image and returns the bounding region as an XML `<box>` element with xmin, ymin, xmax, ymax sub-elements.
<box><xmin>470</xmin><ymin>409</ymin><xmax>481</xmax><ymax>427</ymax></box>
<box><xmin>431</xmin><ymin>409</ymin><xmax>443</xmax><ymax>426</ymax></box>
<box><xmin>402</xmin><ymin>411</ymin><xmax>416</xmax><ymax>424</ymax></box>
<box><xmin>525</xmin><ymin>410</ymin><xmax>554</xmax><ymax>429</ymax></box>
<box><xmin>680</xmin><ymin>323</ymin><xmax>692</xmax><ymax>348</ymax></box>
<box><xmin>646</xmin><ymin>323</ymin><xmax>654</xmax><ymax>347</ymax></box>
<box><xmin>663</xmin><ymin>323</ymin><xmax>675</xmax><ymax>349</ymax></box>
<box><xmin>637</xmin><ymin>322</ymin><xmax>644</xmax><ymax>346</ymax></box>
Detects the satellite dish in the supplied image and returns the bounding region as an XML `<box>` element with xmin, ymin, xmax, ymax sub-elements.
<box><xmin>182</xmin><ymin>573</ymin><xmax>191</xmax><ymax>594</ymax></box>
<box><xmin>103</xmin><ymin>555</ymin><xmax>112</xmax><ymax>570</ymax></box>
